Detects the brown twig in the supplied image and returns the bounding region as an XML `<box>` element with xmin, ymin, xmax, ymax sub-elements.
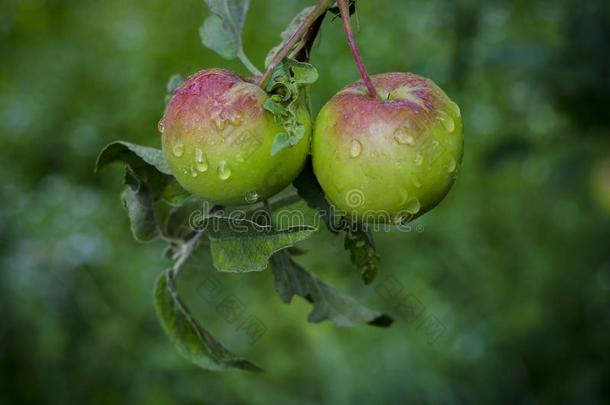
<box><xmin>259</xmin><ymin>0</ymin><xmax>334</xmax><ymax>88</ymax></box>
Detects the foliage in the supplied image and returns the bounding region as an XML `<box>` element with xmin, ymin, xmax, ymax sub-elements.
<box><xmin>199</xmin><ymin>0</ymin><xmax>260</xmax><ymax>75</ymax></box>
<box><xmin>263</xmin><ymin>58</ymin><xmax>318</xmax><ymax>155</ymax></box>
<box><xmin>96</xmin><ymin>137</ymin><xmax>390</xmax><ymax>371</ymax></box>
<box><xmin>92</xmin><ymin>0</ymin><xmax>401</xmax><ymax>373</ymax></box>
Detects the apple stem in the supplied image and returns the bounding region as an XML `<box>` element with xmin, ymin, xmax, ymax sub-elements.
<box><xmin>259</xmin><ymin>0</ymin><xmax>333</xmax><ymax>89</ymax></box>
<box><xmin>337</xmin><ymin>0</ymin><xmax>380</xmax><ymax>100</ymax></box>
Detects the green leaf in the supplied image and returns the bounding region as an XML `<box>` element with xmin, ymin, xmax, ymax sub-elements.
<box><xmin>160</xmin><ymin>196</ymin><xmax>209</xmax><ymax>241</ymax></box>
<box><xmin>206</xmin><ymin>216</ymin><xmax>316</xmax><ymax>272</ymax></box>
<box><xmin>159</xmin><ymin>180</ymin><xmax>192</xmax><ymax>207</ymax></box>
<box><xmin>95</xmin><ymin>141</ymin><xmax>172</xmax><ymax>176</ymax></box>
<box><xmin>154</xmin><ymin>269</ymin><xmax>261</xmax><ymax>372</ymax></box>
<box><xmin>270</xmin><ymin>132</ymin><xmax>291</xmax><ymax>156</ymax></box>
<box><xmin>96</xmin><ymin>141</ymin><xmax>193</xmax><ymax>242</ymax></box>
<box><xmin>200</xmin><ymin>14</ymin><xmax>238</xmax><ymax>59</ymax></box>
<box><xmin>96</xmin><ymin>141</ymin><xmax>172</xmax><ymax>242</ymax></box>
<box><xmin>264</xmin><ymin>6</ymin><xmax>316</xmax><ymax>67</ymax></box>
<box><xmin>122</xmin><ymin>169</ymin><xmax>159</xmax><ymax>242</ymax></box>
<box><xmin>292</xmin><ymin>158</ymin><xmax>343</xmax><ymax>233</ymax></box>
<box><xmin>344</xmin><ymin>226</ymin><xmax>380</xmax><ymax>284</ymax></box>
<box><xmin>288</xmin><ymin>59</ymin><xmax>319</xmax><ymax>85</ymax></box>
<box><xmin>263</xmin><ymin>58</ymin><xmax>318</xmax><ymax>156</ymax></box>
<box><xmin>262</xmin><ymin>97</ymin><xmax>288</xmax><ymax>117</ymax></box>
<box><xmin>270</xmin><ymin>251</ymin><xmax>392</xmax><ymax>327</ymax></box>
<box><xmin>200</xmin><ymin>0</ymin><xmax>261</xmax><ymax>75</ymax></box>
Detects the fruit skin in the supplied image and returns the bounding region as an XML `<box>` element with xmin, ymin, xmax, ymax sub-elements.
<box><xmin>312</xmin><ymin>72</ymin><xmax>463</xmax><ymax>223</ymax></box>
<box><xmin>159</xmin><ymin>68</ymin><xmax>311</xmax><ymax>205</ymax></box>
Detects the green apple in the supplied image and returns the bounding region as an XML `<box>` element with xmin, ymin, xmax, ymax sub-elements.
<box><xmin>312</xmin><ymin>72</ymin><xmax>463</xmax><ymax>223</ymax></box>
<box><xmin>159</xmin><ymin>68</ymin><xmax>311</xmax><ymax>205</ymax></box>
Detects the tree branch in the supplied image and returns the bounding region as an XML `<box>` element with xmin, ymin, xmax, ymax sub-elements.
<box><xmin>259</xmin><ymin>0</ymin><xmax>334</xmax><ymax>88</ymax></box>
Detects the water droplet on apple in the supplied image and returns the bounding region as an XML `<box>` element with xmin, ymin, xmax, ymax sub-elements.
<box><xmin>350</xmin><ymin>140</ymin><xmax>363</xmax><ymax>158</ymax></box>
<box><xmin>393</xmin><ymin>127</ymin><xmax>415</xmax><ymax>146</ymax></box>
<box><xmin>411</xmin><ymin>176</ymin><xmax>422</xmax><ymax>188</ymax></box>
<box><xmin>157</xmin><ymin>120</ymin><xmax>165</xmax><ymax>133</ymax></box>
<box><xmin>415</xmin><ymin>151</ymin><xmax>424</xmax><ymax>166</ymax></box>
<box><xmin>437</xmin><ymin>111</ymin><xmax>455</xmax><ymax>133</ymax></box>
<box><xmin>195</xmin><ymin>148</ymin><xmax>208</xmax><ymax>172</ymax></box>
<box><xmin>446</xmin><ymin>156</ymin><xmax>457</xmax><ymax>173</ymax></box>
<box><xmin>448</xmin><ymin>100</ymin><xmax>461</xmax><ymax>118</ymax></box>
<box><xmin>244</xmin><ymin>191</ymin><xmax>259</xmax><ymax>203</ymax></box>
<box><xmin>217</xmin><ymin>160</ymin><xmax>232</xmax><ymax>180</ymax></box>
<box><xmin>172</xmin><ymin>142</ymin><xmax>184</xmax><ymax>157</ymax></box>
<box><xmin>451</xmin><ymin>161</ymin><xmax>461</xmax><ymax>179</ymax></box>
<box><xmin>190</xmin><ymin>165</ymin><xmax>198</xmax><ymax>177</ymax></box>
<box><xmin>404</xmin><ymin>198</ymin><xmax>421</xmax><ymax>214</ymax></box>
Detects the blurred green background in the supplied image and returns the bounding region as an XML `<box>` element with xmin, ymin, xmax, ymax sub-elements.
<box><xmin>1</xmin><ymin>0</ymin><xmax>610</xmax><ymax>403</ymax></box>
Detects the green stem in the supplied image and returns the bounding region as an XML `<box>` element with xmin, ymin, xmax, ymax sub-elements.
<box><xmin>337</xmin><ymin>0</ymin><xmax>380</xmax><ymax>99</ymax></box>
<box><xmin>259</xmin><ymin>0</ymin><xmax>333</xmax><ymax>89</ymax></box>
<box><xmin>172</xmin><ymin>231</ymin><xmax>204</xmax><ymax>277</ymax></box>
<box><xmin>238</xmin><ymin>49</ymin><xmax>262</xmax><ymax>76</ymax></box>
